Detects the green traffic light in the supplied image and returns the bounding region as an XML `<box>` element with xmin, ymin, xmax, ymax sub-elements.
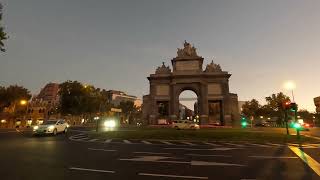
<box><xmin>293</xmin><ymin>123</ymin><xmax>301</xmax><ymax>129</ymax></box>
<box><xmin>241</xmin><ymin>121</ymin><xmax>247</xmax><ymax>127</ymax></box>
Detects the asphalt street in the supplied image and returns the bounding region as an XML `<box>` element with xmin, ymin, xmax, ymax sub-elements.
<box><xmin>0</xmin><ymin>128</ymin><xmax>320</xmax><ymax>180</ymax></box>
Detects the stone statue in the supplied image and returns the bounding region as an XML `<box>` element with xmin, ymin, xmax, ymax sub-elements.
<box><xmin>176</xmin><ymin>40</ymin><xmax>199</xmax><ymax>58</ymax></box>
<box><xmin>204</xmin><ymin>60</ymin><xmax>222</xmax><ymax>72</ymax></box>
<box><xmin>155</xmin><ymin>62</ymin><xmax>171</xmax><ymax>74</ymax></box>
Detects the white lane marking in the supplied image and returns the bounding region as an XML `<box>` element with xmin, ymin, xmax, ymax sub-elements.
<box><xmin>119</xmin><ymin>156</ymin><xmax>245</xmax><ymax>167</ymax></box>
<box><xmin>104</xmin><ymin>139</ymin><xmax>112</xmax><ymax>143</ymax></box>
<box><xmin>164</xmin><ymin>147</ymin><xmax>241</xmax><ymax>151</ymax></box>
<box><xmin>265</xmin><ymin>143</ymin><xmax>284</xmax><ymax>147</ymax></box>
<box><xmin>69</xmin><ymin>167</ymin><xmax>115</xmax><ymax>173</ymax></box>
<box><xmin>142</xmin><ymin>140</ymin><xmax>152</xmax><ymax>145</ymax></box>
<box><xmin>123</xmin><ymin>140</ymin><xmax>132</xmax><ymax>144</ymax></box>
<box><xmin>138</xmin><ymin>173</ymin><xmax>208</xmax><ymax>179</ymax></box>
<box><xmin>246</xmin><ymin>143</ymin><xmax>271</xmax><ymax>148</ymax></box>
<box><xmin>76</xmin><ymin>137</ymin><xmax>90</xmax><ymax>141</ymax></box>
<box><xmin>134</xmin><ymin>152</ymin><xmax>171</xmax><ymax>155</ymax></box>
<box><xmin>191</xmin><ymin>161</ymin><xmax>245</xmax><ymax>166</ymax></box>
<box><xmin>186</xmin><ymin>154</ymin><xmax>232</xmax><ymax>157</ymax></box>
<box><xmin>289</xmin><ymin>146</ymin><xmax>320</xmax><ymax>176</ymax></box>
<box><xmin>182</xmin><ymin>142</ymin><xmax>195</xmax><ymax>146</ymax></box>
<box><xmin>72</xmin><ymin>133</ymin><xmax>85</xmax><ymax>137</ymax></box>
<box><xmin>249</xmin><ymin>156</ymin><xmax>298</xmax><ymax>159</ymax></box>
<box><xmin>15</xmin><ymin>129</ymin><xmax>21</xmax><ymax>133</ymax></box>
<box><xmin>202</xmin><ymin>142</ymin><xmax>222</xmax><ymax>146</ymax></box>
<box><xmin>160</xmin><ymin>141</ymin><xmax>173</xmax><ymax>145</ymax></box>
<box><xmin>119</xmin><ymin>156</ymin><xmax>173</xmax><ymax>162</ymax></box>
<box><xmin>89</xmin><ymin>139</ymin><xmax>99</xmax><ymax>142</ymax></box>
<box><xmin>223</xmin><ymin>143</ymin><xmax>245</xmax><ymax>147</ymax></box>
<box><xmin>88</xmin><ymin>148</ymin><xmax>116</xmax><ymax>152</ymax></box>
<box><xmin>304</xmin><ymin>135</ymin><xmax>320</xmax><ymax>140</ymax></box>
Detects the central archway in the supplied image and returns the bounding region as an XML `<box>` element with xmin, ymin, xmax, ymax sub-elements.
<box><xmin>178</xmin><ymin>90</ymin><xmax>199</xmax><ymax>122</ymax></box>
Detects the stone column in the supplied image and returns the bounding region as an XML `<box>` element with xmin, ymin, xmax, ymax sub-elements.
<box><xmin>170</xmin><ymin>85</ymin><xmax>179</xmax><ymax>121</ymax></box>
<box><xmin>199</xmin><ymin>83</ymin><xmax>209</xmax><ymax>125</ymax></box>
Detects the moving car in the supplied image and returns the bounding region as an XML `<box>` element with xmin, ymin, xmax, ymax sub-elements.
<box><xmin>33</xmin><ymin>119</ymin><xmax>68</xmax><ymax>135</ymax></box>
<box><xmin>172</xmin><ymin>120</ymin><xmax>200</xmax><ymax>130</ymax></box>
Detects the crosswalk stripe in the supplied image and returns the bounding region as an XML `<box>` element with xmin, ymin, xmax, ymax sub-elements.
<box><xmin>202</xmin><ymin>142</ymin><xmax>222</xmax><ymax>146</ymax></box>
<box><xmin>142</xmin><ymin>140</ymin><xmax>152</xmax><ymax>144</ymax></box>
<box><xmin>224</xmin><ymin>143</ymin><xmax>245</xmax><ymax>147</ymax></box>
<box><xmin>89</xmin><ymin>139</ymin><xmax>98</xmax><ymax>142</ymax></box>
<box><xmin>77</xmin><ymin>137</ymin><xmax>90</xmax><ymax>141</ymax></box>
<box><xmin>123</xmin><ymin>140</ymin><xmax>132</xmax><ymax>144</ymax></box>
<box><xmin>160</xmin><ymin>141</ymin><xmax>173</xmax><ymax>145</ymax></box>
<box><xmin>104</xmin><ymin>139</ymin><xmax>112</xmax><ymax>143</ymax></box>
<box><xmin>182</xmin><ymin>142</ymin><xmax>195</xmax><ymax>146</ymax></box>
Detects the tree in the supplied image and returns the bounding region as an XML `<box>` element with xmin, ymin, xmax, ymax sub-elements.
<box><xmin>265</xmin><ymin>92</ymin><xmax>290</xmax><ymax>125</ymax></box>
<box><xmin>59</xmin><ymin>81</ymin><xmax>88</xmax><ymax>116</ymax></box>
<box><xmin>118</xmin><ymin>101</ymin><xmax>137</xmax><ymax>124</ymax></box>
<box><xmin>58</xmin><ymin>81</ymin><xmax>112</xmax><ymax>119</ymax></box>
<box><xmin>0</xmin><ymin>85</ymin><xmax>31</xmax><ymax>112</ymax></box>
<box><xmin>297</xmin><ymin>109</ymin><xmax>313</xmax><ymax>122</ymax></box>
<box><xmin>0</xmin><ymin>3</ymin><xmax>8</xmax><ymax>52</ymax></box>
<box><xmin>242</xmin><ymin>99</ymin><xmax>261</xmax><ymax>119</ymax></box>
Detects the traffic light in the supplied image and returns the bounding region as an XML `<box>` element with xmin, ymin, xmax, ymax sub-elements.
<box><xmin>293</xmin><ymin>122</ymin><xmax>301</xmax><ymax>129</ymax></box>
<box><xmin>241</xmin><ymin>121</ymin><xmax>247</xmax><ymax>127</ymax></box>
<box><xmin>283</xmin><ymin>101</ymin><xmax>291</xmax><ymax>110</ymax></box>
<box><xmin>290</xmin><ymin>103</ymin><xmax>297</xmax><ymax>112</ymax></box>
<box><xmin>241</xmin><ymin>117</ymin><xmax>247</xmax><ymax>128</ymax></box>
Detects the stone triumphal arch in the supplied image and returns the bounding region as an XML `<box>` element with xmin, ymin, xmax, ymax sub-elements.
<box><xmin>142</xmin><ymin>41</ymin><xmax>240</xmax><ymax>126</ymax></box>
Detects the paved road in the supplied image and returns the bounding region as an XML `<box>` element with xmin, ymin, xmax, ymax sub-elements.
<box><xmin>0</xmin><ymin>128</ymin><xmax>320</xmax><ymax>180</ymax></box>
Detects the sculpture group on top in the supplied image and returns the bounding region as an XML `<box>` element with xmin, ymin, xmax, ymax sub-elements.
<box><xmin>204</xmin><ymin>60</ymin><xmax>222</xmax><ymax>72</ymax></box>
<box><xmin>177</xmin><ymin>40</ymin><xmax>200</xmax><ymax>58</ymax></box>
<box><xmin>155</xmin><ymin>62</ymin><xmax>171</xmax><ymax>74</ymax></box>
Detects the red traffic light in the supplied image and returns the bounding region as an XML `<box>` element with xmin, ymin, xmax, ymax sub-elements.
<box><xmin>283</xmin><ymin>101</ymin><xmax>291</xmax><ymax>109</ymax></box>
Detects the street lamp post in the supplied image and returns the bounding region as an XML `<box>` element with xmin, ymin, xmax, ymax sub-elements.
<box><xmin>284</xmin><ymin>81</ymin><xmax>296</xmax><ymax>102</ymax></box>
<box><xmin>284</xmin><ymin>81</ymin><xmax>300</xmax><ymax>138</ymax></box>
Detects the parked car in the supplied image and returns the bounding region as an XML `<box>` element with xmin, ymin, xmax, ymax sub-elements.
<box><xmin>33</xmin><ymin>119</ymin><xmax>68</xmax><ymax>135</ymax></box>
<box><xmin>172</xmin><ymin>120</ymin><xmax>200</xmax><ymax>130</ymax></box>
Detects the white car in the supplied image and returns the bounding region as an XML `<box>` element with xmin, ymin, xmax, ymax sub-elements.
<box><xmin>33</xmin><ymin>119</ymin><xmax>69</xmax><ymax>135</ymax></box>
<box><xmin>172</xmin><ymin>120</ymin><xmax>200</xmax><ymax>130</ymax></box>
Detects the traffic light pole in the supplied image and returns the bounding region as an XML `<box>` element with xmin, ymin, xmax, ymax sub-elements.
<box><xmin>295</xmin><ymin>108</ymin><xmax>300</xmax><ymax>139</ymax></box>
<box><xmin>285</xmin><ymin>110</ymin><xmax>289</xmax><ymax>135</ymax></box>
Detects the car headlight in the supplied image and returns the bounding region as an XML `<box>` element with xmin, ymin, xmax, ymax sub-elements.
<box><xmin>104</xmin><ymin>120</ymin><xmax>116</xmax><ymax>128</ymax></box>
<box><xmin>33</xmin><ymin>126</ymin><xmax>39</xmax><ymax>131</ymax></box>
<box><xmin>47</xmin><ymin>125</ymin><xmax>54</xmax><ymax>130</ymax></box>
<box><xmin>66</xmin><ymin>124</ymin><xmax>70</xmax><ymax>128</ymax></box>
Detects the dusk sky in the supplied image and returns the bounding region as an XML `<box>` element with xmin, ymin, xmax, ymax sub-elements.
<box><xmin>1</xmin><ymin>0</ymin><xmax>320</xmax><ymax>111</ymax></box>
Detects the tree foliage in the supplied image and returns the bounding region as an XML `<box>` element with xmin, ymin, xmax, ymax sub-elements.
<box><xmin>118</xmin><ymin>101</ymin><xmax>139</xmax><ymax>124</ymax></box>
<box><xmin>0</xmin><ymin>85</ymin><xmax>32</xmax><ymax>112</ymax></box>
<box><xmin>265</xmin><ymin>92</ymin><xmax>290</xmax><ymax>123</ymax></box>
<box><xmin>242</xmin><ymin>99</ymin><xmax>261</xmax><ymax>118</ymax></box>
<box><xmin>241</xmin><ymin>92</ymin><xmax>291</xmax><ymax>124</ymax></box>
<box><xmin>0</xmin><ymin>3</ymin><xmax>8</xmax><ymax>52</ymax></box>
<box><xmin>58</xmin><ymin>81</ymin><xmax>111</xmax><ymax>116</ymax></box>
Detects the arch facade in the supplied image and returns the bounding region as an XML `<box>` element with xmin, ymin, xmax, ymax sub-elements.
<box><xmin>142</xmin><ymin>41</ymin><xmax>240</xmax><ymax>126</ymax></box>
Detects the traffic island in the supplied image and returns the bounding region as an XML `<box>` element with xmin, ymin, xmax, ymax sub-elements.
<box><xmin>87</xmin><ymin>128</ymin><xmax>319</xmax><ymax>144</ymax></box>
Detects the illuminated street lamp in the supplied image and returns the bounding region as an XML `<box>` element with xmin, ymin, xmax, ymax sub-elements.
<box><xmin>284</xmin><ymin>80</ymin><xmax>296</xmax><ymax>102</ymax></box>
<box><xmin>20</xmin><ymin>100</ymin><xmax>27</xmax><ymax>105</ymax></box>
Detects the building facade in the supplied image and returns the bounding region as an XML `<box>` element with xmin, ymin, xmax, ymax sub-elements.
<box><xmin>143</xmin><ymin>41</ymin><xmax>240</xmax><ymax>126</ymax></box>
<box><xmin>314</xmin><ymin>96</ymin><xmax>320</xmax><ymax>113</ymax></box>
<box><xmin>107</xmin><ymin>90</ymin><xmax>142</xmax><ymax>107</ymax></box>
